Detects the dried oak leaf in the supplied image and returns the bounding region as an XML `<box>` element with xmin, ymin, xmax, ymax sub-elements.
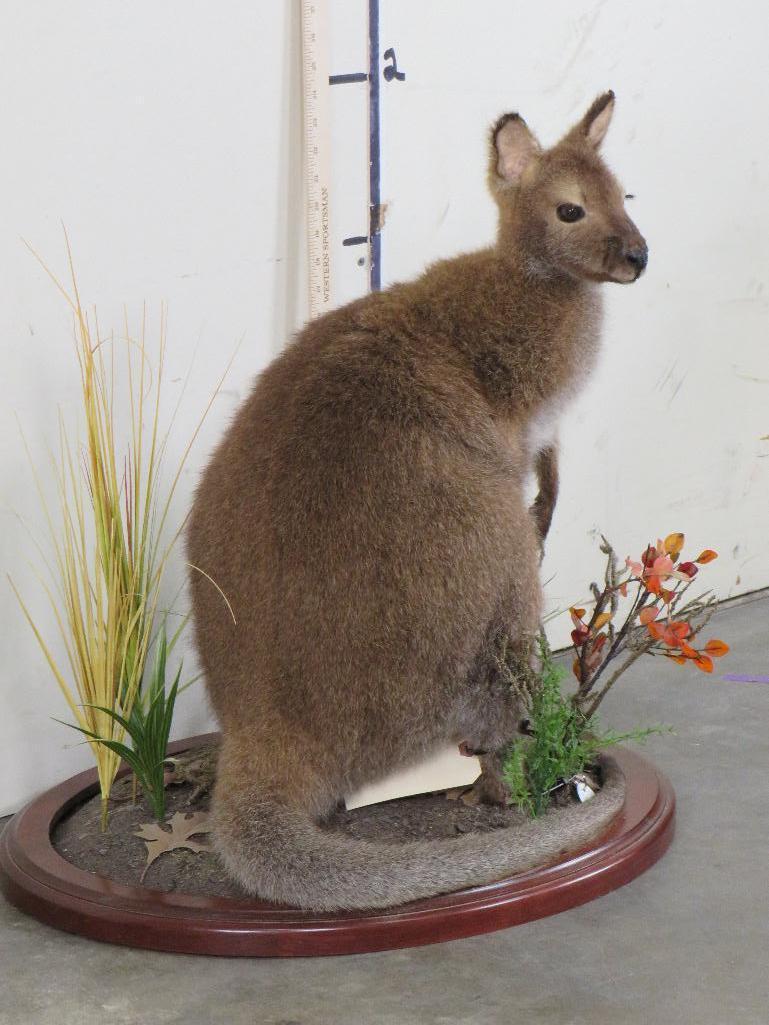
<box><xmin>135</xmin><ymin>811</ymin><xmax>212</xmax><ymax>882</ymax></box>
<box><xmin>445</xmin><ymin>783</ymin><xmax>481</xmax><ymax>806</ymax></box>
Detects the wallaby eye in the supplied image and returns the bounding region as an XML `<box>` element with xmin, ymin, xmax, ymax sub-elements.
<box><xmin>557</xmin><ymin>203</ymin><xmax>585</xmax><ymax>223</ymax></box>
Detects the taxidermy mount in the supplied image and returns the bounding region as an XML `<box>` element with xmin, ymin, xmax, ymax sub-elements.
<box><xmin>187</xmin><ymin>91</ymin><xmax>648</xmax><ymax>910</ymax></box>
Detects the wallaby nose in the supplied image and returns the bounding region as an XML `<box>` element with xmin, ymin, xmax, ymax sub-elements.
<box><xmin>624</xmin><ymin>244</ymin><xmax>648</xmax><ymax>275</ymax></box>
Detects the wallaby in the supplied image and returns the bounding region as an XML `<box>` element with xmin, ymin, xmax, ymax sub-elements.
<box><xmin>187</xmin><ymin>91</ymin><xmax>647</xmax><ymax>911</ymax></box>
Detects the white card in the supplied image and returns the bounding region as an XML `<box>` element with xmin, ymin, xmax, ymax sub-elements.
<box><xmin>346</xmin><ymin>745</ymin><xmax>481</xmax><ymax>810</ymax></box>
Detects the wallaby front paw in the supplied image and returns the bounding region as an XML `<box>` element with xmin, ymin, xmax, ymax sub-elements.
<box><xmin>452</xmin><ymin>746</ymin><xmax>509</xmax><ymax>805</ymax></box>
<box><xmin>461</xmin><ymin>753</ymin><xmax>509</xmax><ymax>807</ymax></box>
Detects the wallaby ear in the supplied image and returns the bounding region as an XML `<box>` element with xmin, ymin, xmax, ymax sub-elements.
<box><xmin>492</xmin><ymin>113</ymin><xmax>541</xmax><ymax>186</ymax></box>
<box><xmin>573</xmin><ymin>90</ymin><xmax>615</xmax><ymax>149</ymax></box>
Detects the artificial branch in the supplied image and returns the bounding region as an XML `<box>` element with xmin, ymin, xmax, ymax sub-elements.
<box><xmin>566</xmin><ymin>533</ymin><xmax>727</xmax><ymax>720</ymax></box>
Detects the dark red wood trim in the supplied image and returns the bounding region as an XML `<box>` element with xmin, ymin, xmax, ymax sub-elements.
<box><xmin>0</xmin><ymin>736</ymin><xmax>674</xmax><ymax>957</ymax></box>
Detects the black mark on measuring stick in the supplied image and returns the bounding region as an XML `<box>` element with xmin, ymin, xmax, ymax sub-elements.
<box><xmin>329</xmin><ymin>72</ymin><xmax>368</xmax><ymax>85</ymax></box>
<box><xmin>343</xmin><ymin>236</ymin><xmax>369</xmax><ymax>246</ymax></box>
<box><xmin>383</xmin><ymin>48</ymin><xmax>405</xmax><ymax>82</ymax></box>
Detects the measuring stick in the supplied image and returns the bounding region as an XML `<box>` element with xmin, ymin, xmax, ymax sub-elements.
<box><xmin>301</xmin><ymin>1</ymin><xmax>333</xmax><ymax>318</ymax></box>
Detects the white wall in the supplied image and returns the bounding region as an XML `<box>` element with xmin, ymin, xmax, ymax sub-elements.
<box><xmin>1</xmin><ymin>1</ymin><xmax>767</xmax><ymax>814</ymax></box>
<box><xmin>377</xmin><ymin>0</ymin><xmax>769</xmax><ymax>626</ymax></box>
<box><xmin>0</xmin><ymin>1</ymin><xmax>308</xmax><ymax>813</ymax></box>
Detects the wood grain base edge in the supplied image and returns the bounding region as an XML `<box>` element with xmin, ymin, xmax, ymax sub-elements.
<box><xmin>0</xmin><ymin>736</ymin><xmax>674</xmax><ymax>957</ymax></box>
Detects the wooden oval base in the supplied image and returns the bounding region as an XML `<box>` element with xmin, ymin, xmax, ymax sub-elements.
<box><xmin>0</xmin><ymin>737</ymin><xmax>674</xmax><ymax>957</ymax></box>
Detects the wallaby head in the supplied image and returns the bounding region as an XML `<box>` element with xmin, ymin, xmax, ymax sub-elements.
<box><xmin>489</xmin><ymin>91</ymin><xmax>647</xmax><ymax>285</ymax></box>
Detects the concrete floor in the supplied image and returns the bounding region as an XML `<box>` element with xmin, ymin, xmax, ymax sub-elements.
<box><xmin>1</xmin><ymin>594</ymin><xmax>768</xmax><ymax>1025</ymax></box>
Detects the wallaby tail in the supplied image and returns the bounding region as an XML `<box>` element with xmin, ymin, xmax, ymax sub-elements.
<box><xmin>213</xmin><ymin>756</ymin><xmax>625</xmax><ymax>911</ymax></box>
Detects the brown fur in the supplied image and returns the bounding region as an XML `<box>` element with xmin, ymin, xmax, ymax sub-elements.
<box><xmin>531</xmin><ymin>445</ymin><xmax>559</xmax><ymax>547</ymax></box>
<box><xmin>186</xmin><ymin>92</ymin><xmax>646</xmax><ymax>910</ymax></box>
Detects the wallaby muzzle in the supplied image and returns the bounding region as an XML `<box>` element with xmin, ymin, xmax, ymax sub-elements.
<box><xmin>623</xmin><ymin>238</ymin><xmax>648</xmax><ymax>279</ymax></box>
<box><xmin>607</xmin><ymin>225</ymin><xmax>648</xmax><ymax>281</ymax></box>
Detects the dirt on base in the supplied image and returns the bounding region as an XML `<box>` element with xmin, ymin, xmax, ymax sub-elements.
<box><xmin>52</xmin><ymin>743</ymin><xmax>586</xmax><ymax>899</ymax></box>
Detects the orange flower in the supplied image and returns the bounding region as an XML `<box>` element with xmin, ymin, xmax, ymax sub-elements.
<box><xmin>569</xmin><ymin>606</ymin><xmax>590</xmax><ymax>646</ymax></box>
<box><xmin>570</xmin><ymin>534</ymin><xmax>728</xmax><ymax>691</ymax></box>
<box><xmin>651</xmin><ymin>621</ymin><xmax>729</xmax><ymax>675</ymax></box>
<box><xmin>696</xmin><ymin>550</ymin><xmax>718</xmax><ymax>564</ymax></box>
<box><xmin>646</xmin><ymin>619</ymin><xmax>690</xmax><ymax>647</ymax></box>
<box><xmin>627</xmin><ymin>544</ymin><xmax>699</xmax><ymax>595</ymax></box>
<box><xmin>571</xmin><ymin>631</ymin><xmax>608</xmax><ymax>682</ymax></box>
<box><xmin>625</xmin><ymin>556</ymin><xmax>644</xmax><ymax>576</ymax></box>
<box><xmin>693</xmin><ymin>653</ymin><xmax>714</xmax><ymax>673</ymax></box>
<box><xmin>644</xmin><ymin>554</ymin><xmax>675</xmax><ymax>595</ymax></box>
<box><xmin>663</xmin><ymin>532</ymin><xmax>685</xmax><ymax>558</ymax></box>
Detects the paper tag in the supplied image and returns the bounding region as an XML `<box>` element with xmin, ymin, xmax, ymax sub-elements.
<box><xmin>346</xmin><ymin>745</ymin><xmax>481</xmax><ymax>810</ymax></box>
<box><xmin>574</xmin><ymin>776</ymin><xmax>596</xmax><ymax>803</ymax></box>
